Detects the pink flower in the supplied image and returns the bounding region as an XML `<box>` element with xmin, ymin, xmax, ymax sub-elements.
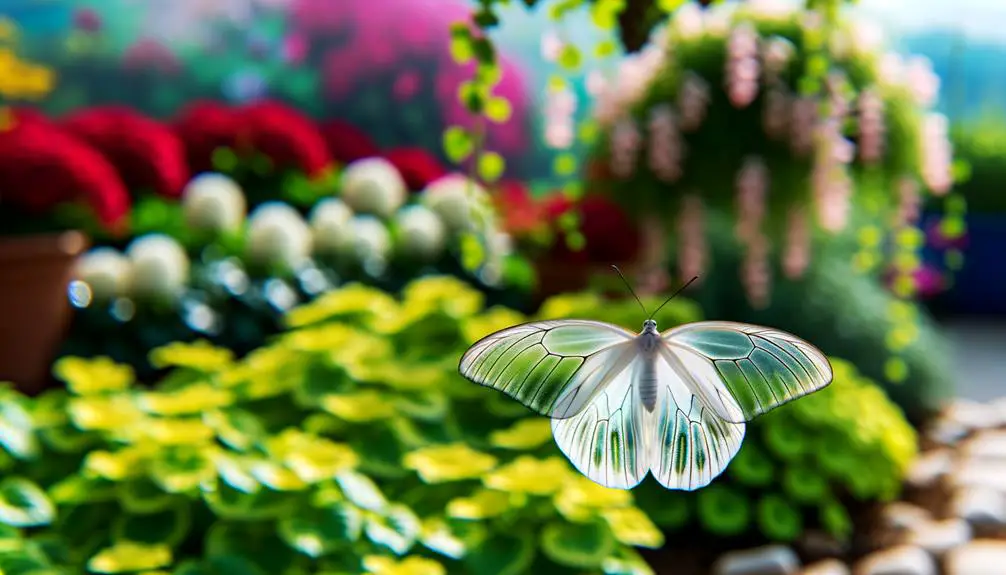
<box><xmin>761</xmin><ymin>37</ymin><xmax>793</xmax><ymax>83</ymax></box>
<box><xmin>782</xmin><ymin>205</ymin><xmax>811</xmax><ymax>279</ymax></box>
<box><xmin>893</xmin><ymin>176</ymin><xmax>921</xmax><ymax>227</ymax></box>
<box><xmin>725</xmin><ymin>24</ymin><xmax>760</xmax><ymax>108</ymax></box>
<box><xmin>544</xmin><ymin>123</ymin><xmax>574</xmax><ymax>149</ymax></box>
<box><xmin>857</xmin><ymin>87</ymin><xmax>885</xmax><ymax>165</ymax></box>
<box><xmin>905</xmin><ymin>56</ymin><xmax>940</xmax><ymax>108</ymax></box>
<box><xmin>392</xmin><ymin>71</ymin><xmax>422</xmax><ymax>101</ymax></box>
<box><xmin>647</xmin><ymin>105</ymin><xmax>683</xmax><ymax>183</ymax></box>
<box><xmin>541</xmin><ymin>31</ymin><xmax>563</xmax><ymax>62</ymax></box>
<box><xmin>593</xmin><ymin>47</ymin><xmax>666</xmax><ymax>127</ymax></box>
<box><xmin>610</xmin><ymin>118</ymin><xmax>641</xmax><ymax>179</ymax></box>
<box><xmin>281</xmin><ymin>33</ymin><xmax>310</xmax><ymax>64</ymax></box>
<box><xmin>678</xmin><ymin>72</ymin><xmax>711</xmax><ymax>132</ymax></box>
<box><xmin>735</xmin><ymin>156</ymin><xmax>769</xmax><ymax>240</ymax></box>
<box><xmin>762</xmin><ymin>88</ymin><xmax>790</xmax><ymax>140</ymax></box>
<box><xmin>677</xmin><ymin>194</ymin><xmax>707</xmax><ymax>281</ymax></box>
<box><xmin>789</xmin><ymin>97</ymin><xmax>818</xmax><ymax>157</ymax></box>
<box><xmin>741</xmin><ymin>232</ymin><xmax>771</xmax><ymax>309</ymax></box>
<box><xmin>920</xmin><ymin>113</ymin><xmax>953</xmax><ymax>195</ymax></box>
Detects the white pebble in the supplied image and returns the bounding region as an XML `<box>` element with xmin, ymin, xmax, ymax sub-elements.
<box><xmin>950</xmin><ymin>486</ymin><xmax>1006</xmax><ymax>528</ymax></box>
<box><xmin>853</xmin><ymin>545</ymin><xmax>936</xmax><ymax>575</ymax></box>
<box><xmin>713</xmin><ymin>545</ymin><xmax>801</xmax><ymax>575</ymax></box>
<box><xmin>906</xmin><ymin>449</ymin><xmax>954</xmax><ymax>489</ymax></box>
<box><xmin>945</xmin><ymin>540</ymin><xmax>1006</xmax><ymax>575</ymax></box>
<box><xmin>905</xmin><ymin>518</ymin><xmax>971</xmax><ymax>556</ymax></box>
<box><xmin>801</xmin><ymin>559</ymin><xmax>850</xmax><ymax>575</ymax></box>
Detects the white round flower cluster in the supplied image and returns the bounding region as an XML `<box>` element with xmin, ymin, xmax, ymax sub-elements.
<box><xmin>181</xmin><ymin>173</ymin><xmax>247</xmax><ymax>235</ymax></box>
<box><xmin>339</xmin><ymin>157</ymin><xmax>408</xmax><ymax>219</ymax></box>
<box><xmin>74</xmin><ymin>233</ymin><xmax>191</xmax><ymax>303</ymax></box>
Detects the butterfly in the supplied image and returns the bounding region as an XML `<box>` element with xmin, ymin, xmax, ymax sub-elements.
<box><xmin>458</xmin><ymin>270</ymin><xmax>833</xmax><ymax>491</ymax></box>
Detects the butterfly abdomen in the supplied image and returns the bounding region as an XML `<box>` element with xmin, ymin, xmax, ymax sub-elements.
<box><xmin>639</xmin><ymin>355</ymin><xmax>659</xmax><ymax>412</ymax></box>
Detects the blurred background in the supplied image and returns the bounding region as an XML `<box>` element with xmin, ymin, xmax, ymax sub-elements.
<box><xmin>0</xmin><ymin>0</ymin><xmax>1004</xmax><ymax>574</ymax></box>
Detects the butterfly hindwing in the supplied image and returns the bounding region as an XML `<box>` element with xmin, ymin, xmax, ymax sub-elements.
<box><xmin>662</xmin><ymin>321</ymin><xmax>833</xmax><ymax>423</ymax></box>
<box><xmin>459</xmin><ymin>320</ymin><xmax>637</xmax><ymax>419</ymax></box>
<box><xmin>648</xmin><ymin>355</ymin><xmax>746</xmax><ymax>491</ymax></box>
<box><xmin>551</xmin><ymin>358</ymin><xmax>651</xmax><ymax>490</ymax></box>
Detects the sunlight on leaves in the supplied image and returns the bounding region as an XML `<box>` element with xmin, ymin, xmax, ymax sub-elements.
<box><xmin>403</xmin><ymin>443</ymin><xmax>498</xmax><ymax>483</ymax></box>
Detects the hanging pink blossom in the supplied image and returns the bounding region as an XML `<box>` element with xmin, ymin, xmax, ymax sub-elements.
<box><xmin>920</xmin><ymin>113</ymin><xmax>953</xmax><ymax>195</ymax></box>
<box><xmin>735</xmin><ymin>156</ymin><xmax>769</xmax><ymax>241</ymax></box>
<box><xmin>761</xmin><ymin>37</ymin><xmax>794</xmax><ymax>83</ymax></box>
<box><xmin>741</xmin><ymin>231</ymin><xmax>771</xmax><ymax>308</ymax></box>
<box><xmin>904</xmin><ymin>56</ymin><xmax>940</xmax><ymax>108</ymax></box>
<box><xmin>782</xmin><ymin>205</ymin><xmax>811</xmax><ymax>279</ymax></box>
<box><xmin>543</xmin><ymin>86</ymin><xmax>577</xmax><ymax>150</ymax></box>
<box><xmin>826</xmin><ymin>72</ymin><xmax>850</xmax><ymax>120</ymax></box>
<box><xmin>541</xmin><ymin>31</ymin><xmax>564</xmax><ymax>62</ymax></box>
<box><xmin>878</xmin><ymin>53</ymin><xmax>905</xmax><ymax>86</ymax></box>
<box><xmin>789</xmin><ymin>97</ymin><xmax>818</xmax><ymax>157</ymax></box>
<box><xmin>762</xmin><ymin>88</ymin><xmax>790</xmax><ymax>140</ymax></box>
<box><xmin>677</xmin><ymin>194</ymin><xmax>707</xmax><ymax>281</ymax></box>
<box><xmin>610</xmin><ymin>118</ymin><xmax>642</xmax><ymax>178</ymax></box>
<box><xmin>678</xmin><ymin>72</ymin><xmax>711</xmax><ymax>132</ymax></box>
<box><xmin>594</xmin><ymin>52</ymin><xmax>664</xmax><ymax>126</ymax></box>
<box><xmin>647</xmin><ymin>105</ymin><xmax>683</xmax><ymax>183</ymax></box>
<box><xmin>586</xmin><ymin>70</ymin><xmax>608</xmax><ymax>97</ymax></box>
<box><xmin>725</xmin><ymin>24</ymin><xmax>761</xmax><ymax>108</ymax></box>
<box><xmin>894</xmin><ymin>176</ymin><xmax>921</xmax><ymax>227</ymax></box>
<box><xmin>544</xmin><ymin>124</ymin><xmax>574</xmax><ymax>149</ymax></box>
<box><xmin>857</xmin><ymin>87</ymin><xmax>885</xmax><ymax>165</ymax></box>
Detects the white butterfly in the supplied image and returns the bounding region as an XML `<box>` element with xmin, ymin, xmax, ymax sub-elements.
<box><xmin>458</xmin><ymin>277</ymin><xmax>833</xmax><ymax>491</ymax></box>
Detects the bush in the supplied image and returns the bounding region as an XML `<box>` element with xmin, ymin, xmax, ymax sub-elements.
<box><xmin>949</xmin><ymin>118</ymin><xmax>1006</xmax><ymax>214</ymax></box>
<box><xmin>1</xmin><ymin>277</ymin><xmax>681</xmax><ymax>575</ymax></box>
<box><xmin>542</xmin><ymin>292</ymin><xmax>918</xmax><ymax>544</ymax></box>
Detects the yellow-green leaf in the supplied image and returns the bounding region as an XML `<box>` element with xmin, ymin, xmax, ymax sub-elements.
<box><xmin>553</xmin><ymin>153</ymin><xmax>578</xmax><ymax>176</ymax></box>
<box><xmin>484</xmin><ymin>97</ymin><xmax>512</xmax><ymax>124</ymax></box>
<box><xmin>602</xmin><ymin>507</ymin><xmax>665</xmax><ymax>548</ymax></box>
<box><xmin>87</xmin><ymin>542</ymin><xmax>172</xmax><ymax>574</ymax></box>
<box><xmin>488</xmin><ymin>419</ymin><xmax>553</xmax><ymax>450</ymax></box>
<box><xmin>363</xmin><ymin>555</ymin><xmax>445</xmax><ymax>575</ymax></box>
<box><xmin>557</xmin><ymin>45</ymin><xmax>582</xmax><ymax>70</ymax></box>
<box><xmin>321</xmin><ymin>391</ymin><xmax>396</xmax><ymax>423</ymax></box>
<box><xmin>476</xmin><ymin>152</ymin><xmax>506</xmax><ymax>183</ymax></box>
<box><xmin>483</xmin><ymin>456</ymin><xmax>572</xmax><ymax>495</ymax></box>
<box><xmin>403</xmin><ymin>444</ymin><xmax>498</xmax><ymax>483</ymax></box>
<box><xmin>53</xmin><ymin>356</ymin><xmax>133</xmax><ymax>395</ymax></box>
<box><xmin>0</xmin><ymin>477</ymin><xmax>54</xmax><ymax>527</ymax></box>
<box><xmin>447</xmin><ymin>489</ymin><xmax>512</xmax><ymax>520</ymax></box>
<box><xmin>148</xmin><ymin>340</ymin><xmax>233</xmax><ymax>371</ymax></box>
<box><xmin>442</xmin><ymin>126</ymin><xmax>475</xmax><ymax>164</ymax></box>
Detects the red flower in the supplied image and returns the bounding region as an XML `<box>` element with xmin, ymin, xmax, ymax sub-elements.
<box><xmin>494</xmin><ymin>180</ymin><xmax>542</xmax><ymax>235</ymax></box>
<box><xmin>237</xmin><ymin>101</ymin><xmax>332</xmax><ymax>177</ymax></box>
<box><xmin>171</xmin><ymin>100</ymin><xmax>242</xmax><ymax>174</ymax></box>
<box><xmin>0</xmin><ymin>111</ymin><xmax>130</xmax><ymax>230</ymax></box>
<box><xmin>61</xmin><ymin>106</ymin><xmax>189</xmax><ymax>198</ymax></box>
<box><xmin>542</xmin><ymin>193</ymin><xmax>641</xmax><ymax>264</ymax></box>
<box><xmin>382</xmin><ymin>147</ymin><xmax>446</xmax><ymax>191</ymax></box>
<box><xmin>318</xmin><ymin>119</ymin><xmax>380</xmax><ymax>165</ymax></box>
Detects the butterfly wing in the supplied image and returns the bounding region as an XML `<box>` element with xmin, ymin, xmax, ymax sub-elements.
<box><xmin>647</xmin><ymin>366</ymin><xmax>746</xmax><ymax>491</ymax></box>
<box><xmin>551</xmin><ymin>356</ymin><xmax>650</xmax><ymax>489</ymax></box>
<box><xmin>459</xmin><ymin>320</ymin><xmax>638</xmax><ymax>419</ymax></box>
<box><xmin>661</xmin><ymin>321</ymin><xmax>833</xmax><ymax>424</ymax></box>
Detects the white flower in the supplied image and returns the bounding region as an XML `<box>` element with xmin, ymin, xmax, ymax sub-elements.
<box><xmin>340</xmin><ymin>157</ymin><xmax>408</xmax><ymax>218</ymax></box>
<box><xmin>308</xmin><ymin>198</ymin><xmax>354</xmax><ymax>256</ymax></box>
<box><xmin>181</xmin><ymin>172</ymin><xmax>247</xmax><ymax>233</ymax></box>
<box><xmin>125</xmin><ymin>234</ymin><xmax>189</xmax><ymax>300</ymax></box>
<box><xmin>672</xmin><ymin>4</ymin><xmax>705</xmax><ymax>39</ymax></box>
<box><xmin>394</xmin><ymin>205</ymin><xmax>447</xmax><ymax>261</ymax></box>
<box><xmin>338</xmin><ymin>215</ymin><xmax>392</xmax><ymax>263</ymax></box>
<box><xmin>245</xmin><ymin>202</ymin><xmax>312</xmax><ymax>269</ymax></box>
<box><xmin>421</xmin><ymin>174</ymin><xmax>492</xmax><ymax>233</ymax></box>
<box><xmin>541</xmin><ymin>31</ymin><xmax>564</xmax><ymax>62</ymax></box>
<box><xmin>74</xmin><ymin>248</ymin><xmax>132</xmax><ymax>302</ymax></box>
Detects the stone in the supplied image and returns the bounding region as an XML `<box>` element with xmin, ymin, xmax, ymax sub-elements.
<box><xmin>712</xmin><ymin>545</ymin><xmax>801</xmax><ymax>575</ymax></box>
<box><xmin>880</xmin><ymin>502</ymin><xmax>932</xmax><ymax>532</ymax></box>
<box><xmin>926</xmin><ymin>419</ymin><xmax>970</xmax><ymax>446</ymax></box>
<box><xmin>944</xmin><ymin>540</ymin><xmax>1006</xmax><ymax>574</ymax></box>
<box><xmin>798</xmin><ymin>530</ymin><xmax>849</xmax><ymax>560</ymax></box>
<box><xmin>904</xmin><ymin>518</ymin><xmax>972</xmax><ymax>555</ymax></box>
<box><xmin>950</xmin><ymin>486</ymin><xmax>1006</xmax><ymax>529</ymax></box>
<box><xmin>949</xmin><ymin>460</ymin><xmax>1006</xmax><ymax>492</ymax></box>
<box><xmin>943</xmin><ymin>399</ymin><xmax>1001</xmax><ymax>432</ymax></box>
<box><xmin>905</xmin><ymin>449</ymin><xmax>954</xmax><ymax>489</ymax></box>
<box><xmin>965</xmin><ymin>430</ymin><xmax>1006</xmax><ymax>461</ymax></box>
<box><xmin>802</xmin><ymin>559</ymin><xmax>850</xmax><ymax>575</ymax></box>
<box><xmin>853</xmin><ymin>545</ymin><xmax>936</xmax><ymax>575</ymax></box>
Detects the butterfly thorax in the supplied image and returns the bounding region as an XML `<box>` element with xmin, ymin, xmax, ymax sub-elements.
<box><xmin>636</xmin><ymin>320</ymin><xmax>661</xmax><ymax>412</ymax></box>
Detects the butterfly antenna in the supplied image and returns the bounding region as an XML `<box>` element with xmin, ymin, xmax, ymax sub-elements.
<box><xmin>648</xmin><ymin>276</ymin><xmax>699</xmax><ymax>320</ymax></box>
<box><xmin>611</xmin><ymin>265</ymin><xmax>649</xmax><ymax>317</ymax></box>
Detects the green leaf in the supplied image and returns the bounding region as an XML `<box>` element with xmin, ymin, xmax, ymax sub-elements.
<box><xmin>484</xmin><ymin>97</ymin><xmax>512</xmax><ymax>124</ymax></box>
<box><xmin>87</xmin><ymin>542</ymin><xmax>172</xmax><ymax>573</ymax></box>
<box><xmin>277</xmin><ymin>503</ymin><xmax>363</xmax><ymax>558</ymax></box>
<box><xmin>205</xmin><ymin>522</ymin><xmax>297</xmax><ymax>574</ymax></box>
<box><xmin>212</xmin><ymin>147</ymin><xmax>238</xmax><ymax>173</ymax></box>
<box><xmin>0</xmin><ymin>399</ymin><xmax>37</xmax><ymax>459</ymax></box>
<box><xmin>0</xmin><ymin>478</ymin><xmax>55</xmax><ymax>527</ymax></box>
<box><xmin>477</xmin><ymin>152</ymin><xmax>506</xmax><ymax>183</ymax></box>
<box><xmin>557</xmin><ymin>45</ymin><xmax>582</xmax><ymax>70</ymax></box>
<box><xmin>336</xmin><ymin>471</ymin><xmax>388</xmax><ymax>513</ymax></box>
<box><xmin>594</xmin><ymin>40</ymin><xmax>618</xmax><ymax>58</ymax></box>
<box><xmin>112</xmin><ymin>505</ymin><xmax>191</xmax><ymax>547</ymax></box>
<box><xmin>553</xmin><ymin>153</ymin><xmax>578</xmax><ymax>176</ymax></box>
<box><xmin>442</xmin><ymin>127</ymin><xmax>475</xmax><ymax>164</ymax></box>
<box><xmin>364</xmin><ymin>503</ymin><xmax>421</xmax><ymax>555</ymax></box>
<box><xmin>540</xmin><ymin>521</ymin><xmax>615</xmax><ymax>568</ymax></box>
<box><xmin>657</xmin><ymin>0</ymin><xmax>688</xmax><ymax>12</ymax></box>
<box><xmin>465</xmin><ymin>533</ymin><xmax>535</xmax><ymax>575</ymax></box>
<box><xmin>448</xmin><ymin>25</ymin><xmax>474</xmax><ymax>64</ymax></box>
<box><xmin>117</xmin><ymin>478</ymin><xmax>177</xmax><ymax>514</ymax></box>
<box><xmin>173</xmin><ymin>555</ymin><xmax>266</xmax><ymax>575</ymax></box>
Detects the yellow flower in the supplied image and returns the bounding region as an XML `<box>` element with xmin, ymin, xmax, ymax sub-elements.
<box><xmin>54</xmin><ymin>357</ymin><xmax>134</xmax><ymax>395</ymax></box>
<box><xmin>285</xmin><ymin>283</ymin><xmax>398</xmax><ymax>328</ymax></box>
<box><xmin>68</xmin><ymin>395</ymin><xmax>143</xmax><ymax>432</ymax></box>
<box><xmin>483</xmin><ymin>456</ymin><xmax>572</xmax><ymax>496</ymax></box>
<box><xmin>265</xmin><ymin>429</ymin><xmax>358</xmax><ymax>483</ymax></box>
<box><xmin>138</xmin><ymin>383</ymin><xmax>233</xmax><ymax>416</ymax></box>
<box><xmin>488</xmin><ymin>419</ymin><xmax>553</xmax><ymax>450</ymax></box>
<box><xmin>403</xmin><ymin>444</ymin><xmax>498</xmax><ymax>483</ymax></box>
<box><xmin>363</xmin><ymin>555</ymin><xmax>446</xmax><ymax>575</ymax></box>
<box><xmin>83</xmin><ymin>445</ymin><xmax>151</xmax><ymax>481</ymax></box>
<box><xmin>139</xmin><ymin>418</ymin><xmax>215</xmax><ymax>446</ymax></box>
<box><xmin>401</xmin><ymin>276</ymin><xmax>484</xmax><ymax>318</ymax></box>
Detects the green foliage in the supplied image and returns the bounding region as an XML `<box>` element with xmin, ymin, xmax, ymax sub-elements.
<box><xmin>950</xmin><ymin>118</ymin><xmax>1006</xmax><ymax>214</ymax></box>
<box><xmin>535</xmin><ymin>294</ymin><xmax>918</xmax><ymax>543</ymax></box>
<box><xmin>3</xmin><ymin>277</ymin><xmax>676</xmax><ymax>575</ymax></box>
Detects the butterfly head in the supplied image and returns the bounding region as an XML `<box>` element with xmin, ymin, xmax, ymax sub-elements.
<box><xmin>642</xmin><ymin>319</ymin><xmax>658</xmax><ymax>334</ymax></box>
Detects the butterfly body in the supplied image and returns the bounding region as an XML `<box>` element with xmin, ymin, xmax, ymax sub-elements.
<box><xmin>459</xmin><ymin>318</ymin><xmax>832</xmax><ymax>491</ymax></box>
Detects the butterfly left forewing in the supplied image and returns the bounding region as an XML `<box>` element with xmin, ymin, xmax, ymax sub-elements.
<box><xmin>662</xmin><ymin>321</ymin><xmax>833</xmax><ymax>423</ymax></box>
<box><xmin>459</xmin><ymin>319</ymin><xmax>637</xmax><ymax>419</ymax></box>
<box><xmin>647</xmin><ymin>357</ymin><xmax>746</xmax><ymax>491</ymax></box>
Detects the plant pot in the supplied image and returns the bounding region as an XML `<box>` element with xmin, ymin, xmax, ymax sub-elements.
<box><xmin>0</xmin><ymin>231</ymin><xmax>89</xmax><ymax>394</ymax></box>
<box><xmin>926</xmin><ymin>213</ymin><xmax>1006</xmax><ymax>316</ymax></box>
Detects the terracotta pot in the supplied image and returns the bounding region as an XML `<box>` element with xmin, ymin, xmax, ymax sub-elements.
<box><xmin>0</xmin><ymin>231</ymin><xmax>88</xmax><ymax>394</ymax></box>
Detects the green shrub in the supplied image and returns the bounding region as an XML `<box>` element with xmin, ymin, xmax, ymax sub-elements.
<box><xmin>541</xmin><ymin>294</ymin><xmax>918</xmax><ymax>543</ymax></box>
<box><xmin>949</xmin><ymin>118</ymin><xmax>1006</xmax><ymax>214</ymax></box>
<box><xmin>1</xmin><ymin>277</ymin><xmax>675</xmax><ymax>575</ymax></box>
